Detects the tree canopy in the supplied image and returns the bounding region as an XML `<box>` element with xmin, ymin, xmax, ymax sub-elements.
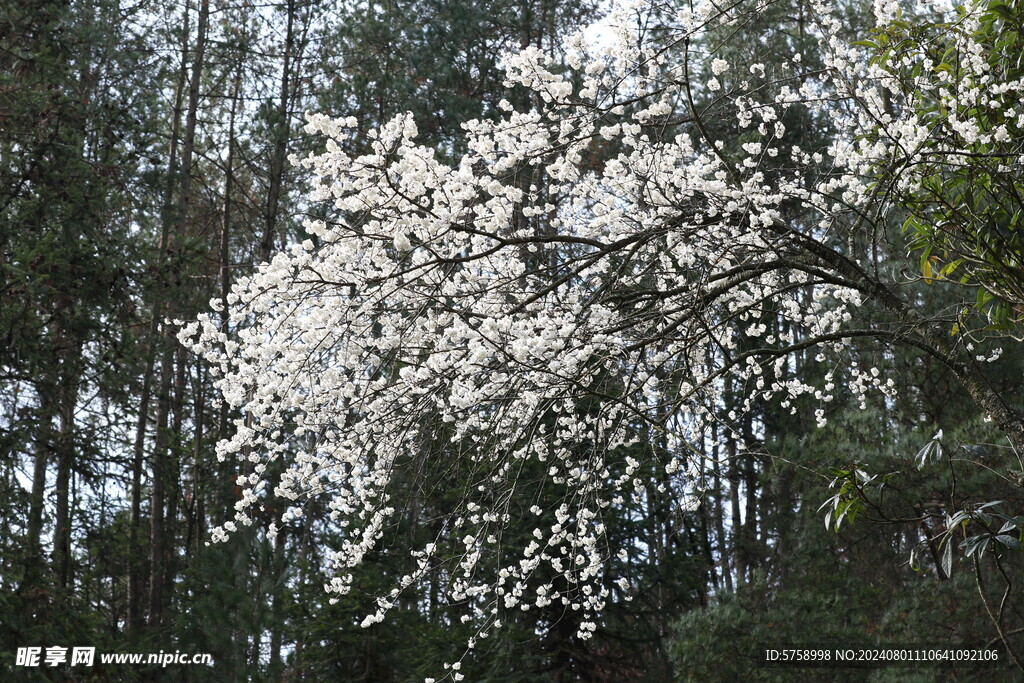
<box><xmin>3</xmin><ymin>0</ymin><xmax>1023</xmax><ymax>678</ymax></box>
<box><xmin>181</xmin><ymin>0</ymin><xmax>1024</xmax><ymax>673</ymax></box>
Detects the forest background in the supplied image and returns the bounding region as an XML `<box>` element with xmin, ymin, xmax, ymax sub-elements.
<box><xmin>2</xmin><ymin>0</ymin><xmax>1024</xmax><ymax>679</ymax></box>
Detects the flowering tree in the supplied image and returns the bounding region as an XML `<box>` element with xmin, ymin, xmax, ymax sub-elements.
<box><xmin>867</xmin><ymin>0</ymin><xmax>1024</xmax><ymax>329</ymax></box>
<box><xmin>180</xmin><ymin>0</ymin><xmax>1024</xmax><ymax>672</ymax></box>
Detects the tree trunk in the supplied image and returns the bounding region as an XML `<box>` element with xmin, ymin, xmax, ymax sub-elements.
<box><xmin>127</xmin><ymin>0</ymin><xmax>192</xmax><ymax>631</ymax></box>
<box><xmin>741</xmin><ymin>414</ymin><xmax>758</xmax><ymax>574</ymax></box>
<box><xmin>148</xmin><ymin>0</ymin><xmax>209</xmax><ymax>628</ymax></box>
<box><xmin>260</xmin><ymin>0</ymin><xmax>299</xmax><ymax>262</ymax></box>
<box><xmin>268</xmin><ymin>528</ymin><xmax>288</xmax><ymax>677</ymax></box>
<box><xmin>51</xmin><ymin>352</ymin><xmax>80</xmax><ymax>592</ymax></box>
<box><xmin>711</xmin><ymin>423</ymin><xmax>732</xmax><ymax>592</ymax></box>
<box><xmin>24</xmin><ymin>393</ymin><xmax>55</xmax><ymax>591</ymax></box>
<box><xmin>727</xmin><ymin>430</ymin><xmax>744</xmax><ymax>585</ymax></box>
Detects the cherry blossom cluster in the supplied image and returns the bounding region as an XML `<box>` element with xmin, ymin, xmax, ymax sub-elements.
<box><xmin>178</xmin><ymin>0</ymin><xmax>1016</xmax><ymax>673</ymax></box>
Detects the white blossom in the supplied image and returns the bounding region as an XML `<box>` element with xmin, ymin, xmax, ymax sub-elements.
<box><xmin>178</xmin><ymin>0</ymin><xmax>1023</xmax><ymax>673</ymax></box>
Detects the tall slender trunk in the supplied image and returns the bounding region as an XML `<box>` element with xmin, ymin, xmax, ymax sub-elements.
<box><xmin>697</xmin><ymin>455</ymin><xmax>717</xmax><ymax>594</ymax></box>
<box><xmin>148</xmin><ymin>341</ymin><xmax>174</xmax><ymax>627</ymax></box>
<box><xmin>51</xmin><ymin>351</ymin><xmax>80</xmax><ymax>591</ymax></box>
<box><xmin>260</xmin><ymin>0</ymin><xmax>297</xmax><ymax>262</ymax></box>
<box><xmin>160</xmin><ymin>347</ymin><xmax>188</xmax><ymax>613</ymax></box>
<box><xmin>293</xmin><ymin>506</ymin><xmax>317</xmax><ymax>678</ymax></box>
<box><xmin>51</xmin><ymin>0</ymin><xmax>95</xmax><ymax>597</ymax></box>
<box><xmin>24</xmin><ymin>391</ymin><xmax>55</xmax><ymax>591</ymax></box>
<box><xmin>711</xmin><ymin>420</ymin><xmax>733</xmax><ymax>593</ymax></box>
<box><xmin>148</xmin><ymin>0</ymin><xmax>209</xmax><ymax>628</ymax></box>
<box><xmin>244</xmin><ymin>5</ymin><xmax>301</xmax><ymax>668</ymax></box>
<box><xmin>217</xmin><ymin>55</ymin><xmax>242</xmax><ymax>524</ymax></box>
<box><xmin>185</xmin><ymin>362</ymin><xmax>206</xmax><ymax>558</ymax></box>
<box><xmin>128</xmin><ymin>0</ymin><xmax>191</xmax><ymax>631</ymax></box>
<box><xmin>1</xmin><ymin>447</ymin><xmax>14</xmax><ymax>577</ymax></box>
<box><xmin>128</xmin><ymin>347</ymin><xmax>156</xmax><ymax>629</ymax></box>
<box><xmin>727</xmin><ymin>431</ymin><xmax>744</xmax><ymax>585</ymax></box>
<box><xmin>268</xmin><ymin>528</ymin><xmax>288</xmax><ymax>676</ymax></box>
<box><xmin>741</xmin><ymin>414</ymin><xmax>758</xmax><ymax>574</ymax></box>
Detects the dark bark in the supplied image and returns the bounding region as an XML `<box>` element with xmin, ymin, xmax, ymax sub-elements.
<box><xmin>51</xmin><ymin>355</ymin><xmax>79</xmax><ymax>591</ymax></box>
<box><xmin>260</xmin><ymin>0</ymin><xmax>298</xmax><ymax>262</ymax></box>
<box><xmin>148</xmin><ymin>0</ymin><xmax>209</xmax><ymax>628</ymax></box>
<box><xmin>128</xmin><ymin>0</ymin><xmax>192</xmax><ymax>631</ymax></box>
<box><xmin>268</xmin><ymin>527</ymin><xmax>288</xmax><ymax>677</ymax></box>
<box><xmin>24</xmin><ymin>394</ymin><xmax>54</xmax><ymax>591</ymax></box>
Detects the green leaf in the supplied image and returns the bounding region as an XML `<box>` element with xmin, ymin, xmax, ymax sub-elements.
<box><xmin>995</xmin><ymin>535</ymin><xmax>1020</xmax><ymax>549</ymax></box>
<box><xmin>939</xmin><ymin>259</ymin><xmax>962</xmax><ymax>277</ymax></box>
<box><xmin>999</xmin><ymin>518</ymin><xmax>1024</xmax><ymax>533</ymax></box>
